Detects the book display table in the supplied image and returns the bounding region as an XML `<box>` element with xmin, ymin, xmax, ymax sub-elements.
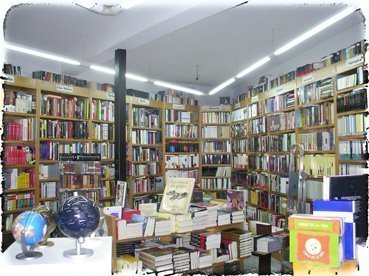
<box><xmin>0</xmin><ymin>237</ymin><xmax>112</xmax><ymax>276</ymax></box>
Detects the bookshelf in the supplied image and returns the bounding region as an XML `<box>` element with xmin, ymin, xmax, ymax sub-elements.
<box><xmin>200</xmin><ymin>105</ymin><xmax>232</xmax><ymax>197</ymax></box>
<box><xmin>164</xmin><ymin>103</ymin><xmax>200</xmax><ymax>188</ymax></box>
<box><xmin>231</xmin><ymin>40</ymin><xmax>368</xmax><ymax>226</ymax></box>
<box><xmin>127</xmin><ymin>97</ymin><xmax>165</xmax><ymax>208</ymax></box>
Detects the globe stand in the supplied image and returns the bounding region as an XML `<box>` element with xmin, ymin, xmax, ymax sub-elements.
<box><xmin>63</xmin><ymin>237</ymin><xmax>93</xmax><ymax>259</ymax></box>
<box><xmin>36</xmin><ymin>240</ymin><xmax>54</xmax><ymax>249</ymax></box>
<box><xmin>16</xmin><ymin>231</ymin><xmax>43</xmax><ymax>260</ymax></box>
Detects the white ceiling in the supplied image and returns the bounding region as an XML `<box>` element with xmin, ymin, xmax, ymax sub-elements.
<box><xmin>3</xmin><ymin>0</ymin><xmax>366</xmax><ymax>100</ymax></box>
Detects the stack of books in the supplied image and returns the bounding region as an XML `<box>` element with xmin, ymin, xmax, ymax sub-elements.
<box><xmin>217</xmin><ymin>209</ymin><xmax>231</xmax><ymax>226</ymax></box>
<box><xmin>190</xmin><ymin>231</ymin><xmax>221</xmax><ymax>250</ymax></box>
<box><xmin>189</xmin><ymin>206</ymin><xmax>208</xmax><ymax>230</ymax></box>
<box><xmin>256</xmin><ymin>236</ymin><xmax>282</xmax><ymax>253</ymax></box>
<box><xmin>116</xmin><ymin>254</ymin><xmax>142</xmax><ymax>275</ymax></box>
<box><xmin>221</xmin><ymin>228</ymin><xmax>253</xmax><ymax>257</ymax></box>
<box><xmin>174</xmin><ymin>213</ymin><xmax>193</xmax><ymax>233</ymax></box>
<box><xmin>139</xmin><ymin>247</ymin><xmax>174</xmax><ymax>275</ymax></box>
<box><xmin>199</xmin><ymin>251</ymin><xmax>213</xmax><ymax>268</ymax></box>
<box><xmin>230</xmin><ymin>209</ymin><xmax>245</xmax><ymax>223</ymax></box>
<box><xmin>154</xmin><ymin>218</ymin><xmax>172</xmax><ymax>236</ymax></box>
<box><xmin>172</xmin><ymin>233</ymin><xmax>191</xmax><ymax>247</ymax></box>
<box><xmin>191</xmin><ymin>202</ymin><xmax>218</xmax><ymax>227</ymax></box>
<box><xmin>171</xmin><ymin>248</ymin><xmax>191</xmax><ymax>273</ymax></box>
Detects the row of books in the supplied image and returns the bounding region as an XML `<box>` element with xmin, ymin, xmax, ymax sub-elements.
<box><xmin>201</xmin><ymin>126</ymin><xmax>230</xmax><ymax>138</ymax></box>
<box><xmin>336</xmin><ymin>66</ymin><xmax>366</xmax><ymax>90</ymax></box>
<box><xmin>202</xmin><ymin>167</ymin><xmax>231</xmax><ymax>177</ymax></box>
<box><xmin>33</xmin><ymin>70</ymin><xmax>88</xmax><ymax>87</ymax></box>
<box><xmin>165</xmin><ymin>143</ymin><xmax>198</xmax><ymax>153</ymax></box>
<box><xmin>3</xmin><ymin>118</ymin><xmax>36</xmax><ymax>141</ymax></box>
<box><xmin>40</xmin><ymin>119</ymin><xmax>89</xmax><ymax>139</ymax></box>
<box><xmin>164</xmin><ymin>125</ymin><xmax>198</xmax><ymax>138</ymax></box>
<box><xmin>3</xmin><ymin>168</ymin><xmax>35</xmax><ymax>190</ymax></box>
<box><xmin>165</xmin><ymin>169</ymin><xmax>198</xmax><ymax>179</ymax></box>
<box><xmin>132</xmin><ymin>147</ymin><xmax>162</xmax><ymax>162</ymax></box>
<box><xmin>296</xmin><ymin>77</ymin><xmax>333</xmax><ymax>105</ymax></box>
<box><xmin>266</xmin><ymin>91</ymin><xmax>295</xmax><ymax>113</ymax></box>
<box><xmin>202</xmin><ymin>140</ymin><xmax>231</xmax><ymax>153</ymax></box>
<box><xmin>248</xmin><ymin>154</ymin><xmax>289</xmax><ymax>173</ymax></box>
<box><xmin>268</xmin><ymin>110</ymin><xmax>295</xmax><ymax>132</ymax></box>
<box><xmin>232</xmin><ymin>154</ymin><xmax>247</xmax><ymax>169</ymax></box>
<box><xmin>337</xmin><ymin>88</ymin><xmax>367</xmax><ymax>113</ymax></box>
<box><xmin>3</xmin><ymin>192</ymin><xmax>35</xmax><ymax>211</ymax></box>
<box><xmin>129</xmin><ymin>162</ymin><xmax>162</xmax><ymax>176</ymax></box>
<box><xmin>202</xmin><ymin>154</ymin><xmax>230</xmax><ymax>165</ymax></box>
<box><xmin>296</xmin><ymin>101</ymin><xmax>334</xmax><ymax>127</ymax></box>
<box><xmin>201</xmin><ymin>178</ymin><xmax>231</xmax><ymax>190</ymax></box>
<box><xmin>201</xmin><ymin>112</ymin><xmax>230</xmax><ymax>124</ymax></box>
<box><xmin>339</xmin><ymin>163</ymin><xmax>365</xmax><ymax>175</ymax></box>
<box><xmin>270</xmin><ymin>71</ymin><xmax>296</xmax><ymax>88</ymax></box>
<box><xmin>132</xmin><ymin>107</ymin><xmax>161</xmax><ymax>128</ymax></box>
<box><xmin>102</xmin><ymin>164</ymin><xmax>115</xmax><ymax>178</ymax></box>
<box><xmin>165</xmin><ymin>154</ymin><xmax>199</xmax><ymax>168</ymax></box>
<box><xmin>40</xmin><ymin>181</ymin><xmax>57</xmax><ymax>198</ymax></box>
<box><xmin>249</xmin><ymin>117</ymin><xmax>267</xmax><ymax>134</ymax></box>
<box><xmin>165</xmin><ymin>110</ymin><xmax>194</xmax><ymax>123</ymax></box>
<box><xmin>155</xmin><ymin>90</ymin><xmax>198</xmax><ymax>106</ymax></box>
<box><xmin>231</xmin><ymin>122</ymin><xmax>247</xmax><ymax>137</ymax></box>
<box><xmin>59</xmin><ymin>174</ymin><xmax>100</xmax><ymax>189</ymax></box>
<box><xmin>40</xmin><ymin>94</ymin><xmax>90</xmax><ymax>119</ymax></box>
<box><xmin>4</xmin><ymin>90</ymin><xmax>35</xmax><ymax>114</ymax></box>
<box><xmin>3</xmin><ymin>63</ymin><xmax>22</xmax><ymax>75</ymax></box>
<box><xmin>91</xmin><ymin>99</ymin><xmax>115</xmax><ymax>122</ymax></box>
<box><xmin>40</xmin><ymin>141</ymin><xmax>89</xmax><ymax>160</ymax></box>
<box><xmin>231</xmin><ymin>107</ymin><xmax>247</xmax><ymax>122</ymax></box>
<box><xmin>131</xmin><ymin>130</ymin><xmax>162</xmax><ymax>144</ymax></box>
<box><xmin>131</xmin><ymin>177</ymin><xmax>164</xmax><ymax>193</ymax></box>
<box><xmin>91</xmin><ymin>123</ymin><xmax>114</xmax><ymax>140</ymax></box>
<box><xmin>299</xmin><ymin>129</ymin><xmax>334</xmax><ymax>151</ymax></box>
<box><xmin>302</xmin><ymin>154</ymin><xmax>335</xmax><ymax>176</ymax></box>
<box><xmin>3</xmin><ymin>146</ymin><xmax>36</xmax><ymax>165</ymax></box>
<box><xmin>101</xmin><ymin>180</ymin><xmax>115</xmax><ymax>197</ymax></box>
<box><xmin>88</xmin><ymin>81</ymin><xmax>114</xmax><ymax>92</ymax></box>
<box><xmin>337</xmin><ymin>113</ymin><xmax>366</xmax><ymax>136</ymax></box>
<box><xmin>339</xmin><ymin>140</ymin><xmax>368</xmax><ymax>160</ymax></box>
<box><xmin>232</xmin><ymin>139</ymin><xmax>247</xmax><ymax>152</ymax></box>
<box><xmin>92</xmin><ymin>142</ymin><xmax>115</xmax><ymax>159</ymax></box>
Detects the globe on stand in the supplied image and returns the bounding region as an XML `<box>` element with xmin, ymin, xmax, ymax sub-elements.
<box><xmin>57</xmin><ymin>194</ymin><xmax>100</xmax><ymax>259</ymax></box>
<box><xmin>33</xmin><ymin>205</ymin><xmax>57</xmax><ymax>248</ymax></box>
<box><xmin>12</xmin><ymin>211</ymin><xmax>47</xmax><ymax>260</ymax></box>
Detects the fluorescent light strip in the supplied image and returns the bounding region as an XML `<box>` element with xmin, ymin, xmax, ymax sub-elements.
<box><xmin>154</xmin><ymin>80</ymin><xmax>204</xmax><ymax>95</ymax></box>
<box><xmin>126</xmin><ymin>73</ymin><xmax>148</xmax><ymax>82</ymax></box>
<box><xmin>4</xmin><ymin>42</ymin><xmax>81</xmax><ymax>65</ymax></box>
<box><xmin>208</xmin><ymin>78</ymin><xmax>235</xmax><ymax>95</ymax></box>
<box><xmin>90</xmin><ymin>65</ymin><xmax>115</xmax><ymax>74</ymax></box>
<box><xmin>274</xmin><ymin>6</ymin><xmax>356</xmax><ymax>56</ymax></box>
<box><xmin>236</xmin><ymin>56</ymin><xmax>271</xmax><ymax>79</ymax></box>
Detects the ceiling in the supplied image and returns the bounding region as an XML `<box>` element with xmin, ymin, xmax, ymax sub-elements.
<box><xmin>3</xmin><ymin>0</ymin><xmax>366</xmax><ymax>100</ymax></box>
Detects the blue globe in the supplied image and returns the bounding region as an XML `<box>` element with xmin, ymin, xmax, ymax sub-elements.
<box><xmin>57</xmin><ymin>195</ymin><xmax>100</xmax><ymax>239</ymax></box>
<box><xmin>12</xmin><ymin>211</ymin><xmax>47</xmax><ymax>246</ymax></box>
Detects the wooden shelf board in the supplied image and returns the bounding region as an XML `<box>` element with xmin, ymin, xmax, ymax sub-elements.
<box><xmin>39</xmin><ymin>178</ymin><xmax>59</xmax><ymax>182</ymax></box>
<box><xmin>165</xmin><ymin>152</ymin><xmax>199</xmax><ymax>155</ymax></box>
<box><xmin>39</xmin><ymin>197</ymin><xmax>58</xmax><ymax>202</ymax></box>
<box><xmin>91</xmin><ymin>119</ymin><xmax>115</xmax><ymax>124</ymax></box>
<box><xmin>336</xmin><ymin>84</ymin><xmax>367</xmax><ymax>95</ymax></box>
<box><xmin>267</xmin><ymin>106</ymin><xmax>295</xmax><ymax>115</ymax></box>
<box><xmin>201</xmin><ymin>164</ymin><xmax>232</xmax><ymax>167</ymax></box>
<box><xmin>338</xmin><ymin>159</ymin><xmax>368</xmax><ymax>164</ymax></box>
<box><xmin>91</xmin><ymin>139</ymin><xmax>114</xmax><ymax>143</ymax></box>
<box><xmin>40</xmin><ymin>138</ymin><xmax>89</xmax><ymax>142</ymax></box>
<box><xmin>305</xmin><ymin>150</ymin><xmax>336</xmax><ymax>154</ymax></box>
<box><xmin>39</xmin><ymin>160</ymin><xmax>58</xmax><ymax>164</ymax></box>
<box><xmin>129</xmin><ymin>174</ymin><xmax>163</xmax><ymax>178</ymax></box>
<box><xmin>3</xmin><ymin>140</ymin><xmax>35</xmax><ymax>144</ymax></box>
<box><xmin>130</xmin><ymin>190</ymin><xmax>163</xmax><ymax>196</ymax></box>
<box><xmin>338</xmin><ymin>134</ymin><xmax>367</xmax><ymax>140</ymax></box>
<box><xmin>3</xmin><ymin>187</ymin><xmax>35</xmax><ymax>194</ymax></box>
<box><xmin>132</xmin><ymin>144</ymin><xmax>163</xmax><ymax>147</ymax></box>
<box><xmin>132</xmin><ymin>126</ymin><xmax>162</xmax><ymax>131</ymax></box>
<box><xmin>268</xmin><ymin>129</ymin><xmax>295</xmax><ymax>135</ymax></box>
<box><xmin>297</xmin><ymin>96</ymin><xmax>334</xmax><ymax>107</ymax></box>
<box><xmin>40</xmin><ymin>115</ymin><xmax>89</xmax><ymax>121</ymax></box>
<box><xmin>202</xmin><ymin>152</ymin><xmax>232</xmax><ymax>155</ymax></box>
<box><xmin>166</xmin><ymin>167</ymin><xmax>198</xmax><ymax>171</ymax></box>
<box><xmin>165</xmin><ymin>137</ymin><xmax>198</xmax><ymax>140</ymax></box>
<box><xmin>3</xmin><ymin>112</ymin><xmax>36</xmax><ymax>117</ymax></box>
<box><xmin>3</xmin><ymin>164</ymin><xmax>35</xmax><ymax>168</ymax></box>
<box><xmin>297</xmin><ymin>123</ymin><xmax>335</xmax><ymax>131</ymax></box>
<box><xmin>337</xmin><ymin>109</ymin><xmax>368</xmax><ymax>117</ymax></box>
<box><xmin>101</xmin><ymin>177</ymin><xmax>115</xmax><ymax>181</ymax></box>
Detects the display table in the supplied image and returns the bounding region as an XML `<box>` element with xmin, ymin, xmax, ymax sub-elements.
<box><xmin>0</xmin><ymin>237</ymin><xmax>112</xmax><ymax>276</ymax></box>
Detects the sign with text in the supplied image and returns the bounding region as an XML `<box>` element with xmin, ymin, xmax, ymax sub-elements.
<box><xmin>251</xmin><ymin>95</ymin><xmax>258</xmax><ymax>103</ymax></box>
<box><xmin>107</xmin><ymin>93</ymin><xmax>115</xmax><ymax>100</ymax></box>
<box><xmin>173</xmin><ymin>104</ymin><xmax>185</xmax><ymax>110</ymax></box>
<box><xmin>302</xmin><ymin>74</ymin><xmax>314</xmax><ymax>84</ymax></box>
<box><xmin>346</xmin><ymin>54</ymin><xmax>364</xmax><ymax>67</ymax></box>
<box><xmin>138</xmin><ymin>98</ymin><xmax>149</xmax><ymax>105</ymax></box>
<box><xmin>56</xmin><ymin>84</ymin><xmax>73</xmax><ymax>93</ymax></box>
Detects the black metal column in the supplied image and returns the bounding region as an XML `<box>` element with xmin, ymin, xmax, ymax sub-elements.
<box><xmin>114</xmin><ymin>49</ymin><xmax>127</xmax><ymax>181</ymax></box>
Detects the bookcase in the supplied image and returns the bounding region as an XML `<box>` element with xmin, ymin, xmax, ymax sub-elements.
<box><xmin>127</xmin><ymin>96</ymin><xmax>165</xmax><ymax>208</ymax></box>
<box><xmin>231</xmin><ymin>42</ymin><xmax>368</xmax><ymax>225</ymax></box>
<box><xmin>164</xmin><ymin>103</ymin><xmax>200</xmax><ymax>188</ymax></box>
<box><xmin>200</xmin><ymin>105</ymin><xmax>232</xmax><ymax>197</ymax></box>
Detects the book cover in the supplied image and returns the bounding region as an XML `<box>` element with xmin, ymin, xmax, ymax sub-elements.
<box><xmin>322</xmin><ymin>175</ymin><xmax>368</xmax><ymax>240</ymax></box>
<box><xmin>289</xmin><ymin>215</ymin><xmax>343</xmax><ymax>267</ymax></box>
<box><xmin>160</xmin><ymin>177</ymin><xmax>195</xmax><ymax>214</ymax></box>
<box><xmin>115</xmin><ymin>180</ymin><xmax>127</xmax><ymax>207</ymax></box>
<box><xmin>226</xmin><ymin>189</ymin><xmax>246</xmax><ymax>211</ymax></box>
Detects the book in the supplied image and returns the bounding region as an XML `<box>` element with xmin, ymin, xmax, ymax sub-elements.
<box><xmin>322</xmin><ymin>175</ymin><xmax>368</xmax><ymax>240</ymax></box>
<box><xmin>160</xmin><ymin>177</ymin><xmax>195</xmax><ymax>214</ymax></box>
<box><xmin>289</xmin><ymin>214</ymin><xmax>344</xmax><ymax>268</ymax></box>
<box><xmin>226</xmin><ymin>189</ymin><xmax>246</xmax><ymax>211</ymax></box>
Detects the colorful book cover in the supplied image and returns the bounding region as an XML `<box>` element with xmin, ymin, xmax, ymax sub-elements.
<box><xmin>226</xmin><ymin>189</ymin><xmax>246</xmax><ymax>211</ymax></box>
<box><xmin>289</xmin><ymin>215</ymin><xmax>343</xmax><ymax>268</ymax></box>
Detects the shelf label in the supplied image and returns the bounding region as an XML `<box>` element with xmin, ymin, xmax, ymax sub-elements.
<box><xmin>173</xmin><ymin>104</ymin><xmax>185</xmax><ymax>110</ymax></box>
<box><xmin>138</xmin><ymin>98</ymin><xmax>149</xmax><ymax>105</ymax></box>
<box><xmin>4</xmin><ymin>74</ymin><xmax>14</xmax><ymax>83</ymax></box>
<box><xmin>235</xmin><ymin>102</ymin><xmax>241</xmax><ymax>109</ymax></box>
<box><xmin>207</xmin><ymin>106</ymin><xmax>222</xmax><ymax>111</ymax></box>
<box><xmin>346</xmin><ymin>54</ymin><xmax>364</xmax><ymax>67</ymax></box>
<box><xmin>56</xmin><ymin>84</ymin><xmax>73</xmax><ymax>93</ymax></box>
<box><xmin>276</xmin><ymin>86</ymin><xmax>284</xmax><ymax>93</ymax></box>
<box><xmin>302</xmin><ymin>74</ymin><xmax>314</xmax><ymax>84</ymax></box>
<box><xmin>251</xmin><ymin>95</ymin><xmax>258</xmax><ymax>103</ymax></box>
<box><xmin>107</xmin><ymin>93</ymin><xmax>115</xmax><ymax>100</ymax></box>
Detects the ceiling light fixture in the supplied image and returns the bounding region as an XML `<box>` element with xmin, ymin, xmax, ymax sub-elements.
<box><xmin>74</xmin><ymin>0</ymin><xmax>138</xmax><ymax>16</ymax></box>
<box><xmin>153</xmin><ymin>81</ymin><xmax>204</xmax><ymax>96</ymax></box>
<box><xmin>4</xmin><ymin>42</ymin><xmax>81</xmax><ymax>65</ymax></box>
<box><xmin>208</xmin><ymin>78</ymin><xmax>235</xmax><ymax>95</ymax></box>
<box><xmin>274</xmin><ymin>6</ymin><xmax>356</xmax><ymax>56</ymax></box>
<box><xmin>236</xmin><ymin>56</ymin><xmax>271</xmax><ymax>79</ymax></box>
<box><xmin>126</xmin><ymin>73</ymin><xmax>148</xmax><ymax>82</ymax></box>
<box><xmin>90</xmin><ymin>64</ymin><xmax>115</xmax><ymax>74</ymax></box>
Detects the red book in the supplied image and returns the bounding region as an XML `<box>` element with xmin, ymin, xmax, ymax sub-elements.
<box><xmin>122</xmin><ymin>208</ymin><xmax>140</xmax><ymax>221</ymax></box>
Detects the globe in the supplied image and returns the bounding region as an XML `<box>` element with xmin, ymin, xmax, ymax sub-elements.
<box><xmin>57</xmin><ymin>195</ymin><xmax>100</xmax><ymax>239</ymax></box>
<box><xmin>12</xmin><ymin>211</ymin><xmax>47</xmax><ymax>246</ymax></box>
<box><xmin>33</xmin><ymin>205</ymin><xmax>57</xmax><ymax>246</ymax></box>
